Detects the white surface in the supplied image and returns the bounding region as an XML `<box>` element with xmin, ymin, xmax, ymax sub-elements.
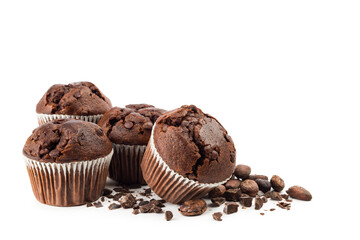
<box><xmin>0</xmin><ymin>1</ymin><xmax>359</xmax><ymax>239</ymax></box>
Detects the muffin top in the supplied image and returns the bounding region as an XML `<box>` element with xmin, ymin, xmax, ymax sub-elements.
<box><xmin>98</xmin><ymin>104</ymin><xmax>166</xmax><ymax>145</ymax></box>
<box><xmin>36</xmin><ymin>82</ymin><xmax>112</xmax><ymax>115</ymax></box>
<box><xmin>153</xmin><ymin>105</ymin><xmax>236</xmax><ymax>184</ymax></box>
<box><xmin>23</xmin><ymin>119</ymin><xmax>112</xmax><ymax>163</ymax></box>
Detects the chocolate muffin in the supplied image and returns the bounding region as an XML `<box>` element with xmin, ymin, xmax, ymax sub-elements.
<box><xmin>36</xmin><ymin>82</ymin><xmax>112</xmax><ymax>125</ymax></box>
<box><xmin>98</xmin><ymin>104</ymin><xmax>166</xmax><ymax>184</ymax></box>
<box><xmin>23</xmin><ymin>119</ymin><xmax>113</xmax><ymax>206</ymax></box>
<box><xmin>141</xmin><ymin>105</ymin><xmax>236</xmax><ymax>204</ymax></box>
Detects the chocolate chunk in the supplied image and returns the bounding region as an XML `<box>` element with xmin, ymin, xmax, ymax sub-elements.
<box><xmin>224</xmin><ymin>188</ymin><xmax>241</xmax><ymax>201</ymax></box>
<box><xmin>93</xmin><ymin>202</ymin><xmax>103</xmax><ymax>208</ymax></box>
<box><xmin>208</xmin><ymin>185</ymin><xmax>226</xmax><ymax>198</ymax></box>
<box><xmin>270</xmin><ymin>208</ymin><xmax>276</xmax><ymax>211</ymax></box>
<box><xmin>108</xmin><ymin>203</ymin><xmax>121</xmax><ymax>210</ymax></box>
<box><xmin>113</xmin><ymin>193</ymin><xmax>124</xmax><ymax>201</ymax></box>
<box><xmin>255</xmin><ymin>179</ymin><xmax>271</xmax><ymax>193</ymax></box>
<box><xmin>281</xmin><ymin>194</ymin><xmax>289</xmax><ymax>200</ymax></box>
<box><xmin>86</xmin><ymin>203</ymin><xmax>93</xmax><ymax>207</ymax></box>
<box><xmin>240</xmin><ymin>179</ymin><xmax>259</xmax><ymax>197</ymax></box>
<box><xmin>210</xmin><ymin>197</ymin><xmax>226</xmax><ymax>207</ymax></box>
<box><xmin>234</xmin><ymin>164</ymin><xmax>251</xmax><ymax>179</ymax></box>
<box><xmin>223</xmin><ymin>202</ymin><xmax>239</xmax><ymax>214</ymax></box>
<box><xmin>149</xmin><ymin>199</ymin><xmax>165</xmax><ymax>208</ymax></box>
<box><xmin>265</xmin><ymin>191</ymin><xmax>283</xmax><ymax>201</ymax></box>
<box><xmin>270</xmin><ymin>175</ymin><xmax>285</xmax><ymax>192</ymax></box>
<box><xmin>139</xmin><ymin>204</ymin><xmax>163</xmax><ymax>213</ymax></box>
<box><xmin>73</xmin><ymin>90</ymin><xmax>81</xmax><ymax>99</ymax></box>
<box><xmin>211</xmin><ymin>150</ymin><xmax>219</xmax><ymax>160</ymax></box>
<box><xmin>100</xmin><ymin>196</ymin><xmax>105</xmax><ymax>202</ymax></box>
<box><xmin>143</xmin><ymin>122</ymin><xmax>153</xmax><ymax>130</ymax></box>
<box><xmin>212</xmin><ymin>212</ymin><xmax>223</xmax><ymax>221</ymax></box>
<box><xmin>178</xmin><ymin>199</ymin><xmax>207</xmax><ymax>216</ymax></box>
<box><xmin>260</xmin><ymin>213</ymin><xmax>265</xmax><ymax>216</ymax></box>
<box><xmin>102</xmin><ymin>188</ymin><xmax>112</xmax><ymax>196</ymax></box>
<box><xmin>132</xmin><ymin>209</ymin><xmax>140</xmax><ymax>215</ymax></box>
<box><xmin>286</xmin><ymin>186</ymin><xmax>312</xmax><ymax>201</ymax></box>
<box><xmin>239</xmin><ymin>194</ymin><xmax>253</xmax><ymax>207</ymax></box>
<box><xmin>138</xmin><ymin>200</ymin><xmax>150</xmax><ymax>206</ymax></box>
<box><xmin>261</xmin><ymin>196</ymin><xmax>268</xmax><ymax>203</ymax></box>
<box><xmin>119</xmin><ymin>193</ymin><xmax>136</xmax><ymax>208</ymax></box>
<box><xmin>248</xmin><ymin>175</ymin><xmax>268</xmax><ymax>181</ymax></box>
<box><xmin>277</xmin><ymin>201</ymin><xmax>291</xmax><ymax>210</ymax></box>
<box><xmin>255</xmin><ymin>196</ymin><xmax>264</xmax><ymax>210</ymax></box>
<box><xmin>165</xmin><ymin>211</ymin><xmax>173</xmax><ymax>221</ymax></box>
<box><xmin>225</xmin><ymin>179</ymin><xmax>241</xmax><ymax>189</ymax></box>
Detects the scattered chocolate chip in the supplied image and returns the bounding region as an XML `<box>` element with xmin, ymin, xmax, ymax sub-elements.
<box><xmin>212</xmin><ymin>212</ymin><xmax>223</xmax><ymax>221</ymax></box>
<box><xmin>209</xmin><ymin>185</ymin><xmax>226</xmax><ymax>198</ymax></box>
<box><xmin>248</xmin><ymin>175</ymin><xmax>269</xmax><ymax>181</ymax></box>
<box><xmin>108</xmin><ymin>203</ymin><xmax>121</xmax><ymax>210</ymax></box>
<box><xmin>86</xmin><ymin>203</ymin><xmax>93</xmax><ymax>207</ymax></box>
<box><xmin>132</xmin><ymin>209</ymin><xmax>140</xmax><ymax>215</ymax></box>
<box><xmin>270</xmin><ymin>175</ymin><xmax>285</xmax><ymax>192</ymax></box>
<box><xmin>223</xmin><ymin>202</ymin><xmax>239</xmax><ymax>214</ymax></box>
<box><xmin>119</xmin><ymin>193</ymin><xmax>136</xmax><ymax>208</ymax></box>
<box><xmin>277</xmin><ymin>201</ymin><xmax>291</xmax><ymax>210</ymax></box>
<box><xmin>210</xmin><ymin>197</ymin><xmax>226</xmax><ymax>207</ymax></box>
<box><xmin>255</xmin><ymin>196</ymin><xmax>264</xmax><ymax>210</ymax></box>
<box><xmin>270</xmin><ymin>208</ymin><xmax>276</xmax><ymax>211</ymax></box>
<box><xmin>260</xmin><ymin>213</ymin><xmax>265</xmax><ymax>216</ymax></box>
<box><xmin>240</xmin><ymin>179</ymin><xmax>259</xmax><ymax>197</ymax></box>
<box><xmin>234</xmin><ymin>164</ymin><xmax>251</xmax><ymax>179</ymax></box>
<box><xmin>224</xmin><ymin>188</ymin><xmax>241</xmax><ymax>201</ymax></box>
<box><xmin>138</xmin><ymin>200</ymin><xmax>150</xmax><ymax>206</ymax></box>
<box><xmin>93</xmin><ymin>202</ymin><xmax>103</xmax><ymax>208</ymax></box>
<box><xmin>286</xmin><ymin>186</ymin><xmax>312</xmax><ymax>201</ymax></box>
<box><xmin>149</xmin><ymin>199</ymin><xmax>165</xmax><ymax>208</ymax></box>
<box><xmin>179</xmin><ymin>199</ymin><xmax>207</xmax><ymax>216</ymax></box>
<box><xmin>140</xmin><ymin>204</ymin><xmax>163</xmax><ymax>213</ymax></box>
<box><xmin>239</xmin><ymin>194</ymin><xmax>253</xmax><ymax>207</ymax></box>
<box><xmin>225</xmin><ymin>179</ymin><xmax>241</xmax><ymax>189</ymax></box>
<box><xmin>255</xmin><ymin>179</ymin><xmax>272</xmax><ymax>193</ymax></box>
<box><xmin>165</xmin><ymin>211</ymin><xmax>173</xmax><ymax>221</ymax></box>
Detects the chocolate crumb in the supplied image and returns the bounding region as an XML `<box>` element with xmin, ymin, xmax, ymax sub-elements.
<box><xmin>108</xmin><ymin>203</ymin><xmax>121</xmax><ymax>210</ymax></box>
<box><xmin>223</xmin><ymin>202</ymin><xmax>239</xmax><ymax>214</ymax></box>
<box><xmin>93</xmin><ymin>202</ymin><xmax>103</xmax><ymax>208</ymax></box>
<box><xmin>165</xmin><ymin>211</ymin><xmax>173</xmax><ymax>221</ymax></box>
<box><xmin>212</xmin><ymin>212</ymin><xmax>223</xmax><ymax>221</ymax></box>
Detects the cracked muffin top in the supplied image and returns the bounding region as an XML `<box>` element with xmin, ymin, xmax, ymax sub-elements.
<box><xmin>98</xmin><ymin>104</ymin><xmax>166</xmax><ymax>145</ymax></box>
<box><xmin>36</xmin><ymin>82</ymin><xmax>112</xmax><ymax>116</ymax></box>
<box><xmin>153</xmin><ymin>105</ymin><xmax>236</xmax><ymax>184</ymax></box>
<box><xmin>23</xmin><ymin>119</ymin><xmax>112</xmax><ymax>163</ymax></box>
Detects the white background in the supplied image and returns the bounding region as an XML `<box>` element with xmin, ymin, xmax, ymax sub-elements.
<box><xmin>0</xmin><ymin>1</ymin><xmax>359</xmax><ymax>239</ymax></box>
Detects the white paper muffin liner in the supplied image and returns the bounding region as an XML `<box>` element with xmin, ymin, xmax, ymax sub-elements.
<box><xmin>24</xmin><ymin>149</ymin><xmax>113</xmax><ymax>206</ymax></box>
<box><xmin>109</xmin><ymin>143</ymin><xmax>147</xmax><ymax>185</ymax></box>
<box><xmin>37</xmin><ymin>113</ymin><xmax>103</xmax><ymax>125</ymax></box>
<box><xmin>141</xmin><ymin>124</ymin><xmax>231</xmax><ymax>204</ymax></box>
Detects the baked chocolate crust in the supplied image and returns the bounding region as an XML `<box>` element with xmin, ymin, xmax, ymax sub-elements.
<box><xmin>153</xmin><ymin>105</ymin><xmax>236</xmax><ymax>184</ymax></box>
<box><xmin>36</xmin><ymin>82</ymin><xmax>112</xmax><ymax>115</ymax></box>
<box><xmin>23</xmin><ymin>119</ymin><xmax>112</xmax><ymax>163</ymax></box>
<box><xmin>98</xmin><ymin>104</ymin><xmax>166</xmax><ymax>145</ymax></box>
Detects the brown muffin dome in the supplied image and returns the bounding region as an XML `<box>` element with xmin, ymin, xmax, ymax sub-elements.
<box><xmin>153</xmin><ymin>105</ymin><xmax>236</xmax><ymax>184</ymax></box>
<box><xmin>98</xmin><ymin>104</ymin><xmax>166</xmax><ymax>145</ymax></box>
<box><xmin>23</xmin><ymin>119</ymin><xmax>112</xmax><ymax>163</ymax></box>
<box><xmin>36</xmin><ymin>82</ymin><xmax>112</xmax><ymax>115</ymax></box>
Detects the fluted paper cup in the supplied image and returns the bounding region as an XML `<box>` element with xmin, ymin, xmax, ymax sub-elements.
<box><xmin>141</xmin><ymin>127</ymin><xmax>231</xmax><ymax>204</ymax></box>
<box><xmin>24</xmin><ymin>149</ymin><xmax>113</xmax><ymax>207</ymax></box>
<box><xmin>37</xmin><ymin>113</ymin><xmax>103</xmax><ymax>125</ymax></box>
<box><xmin>109</xmin><ymin>144</ymin><xmax>147</xmax><ymax>185</ymax></box>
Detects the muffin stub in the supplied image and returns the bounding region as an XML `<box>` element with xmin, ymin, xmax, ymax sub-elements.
<box><xmin>23</xmin><ymin>119</ymin><xmax>113</xmax><ymax>163</ymax></box>
<box><xmin>98</xmin><ymin>104</ymin><xmax>166</xmax><ymax>145</ymax></box>
<box><xmin>36</xmin><ymin>82</ymin><xmax>112</xmax><ymax>115</ymax></box>
<box><xmin>153</xmin><ymin>105</ymin><xmax>236</xmax><ymax>184</ymax></box>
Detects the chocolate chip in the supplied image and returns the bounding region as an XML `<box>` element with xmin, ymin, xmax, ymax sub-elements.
<box><xmin>270</xmin><ymin>175</ymin><xmax>285</xmax><ymax>192</ymax></box>
<box><xmin>95</xmin><ymin>128</ymin><xmax>104</xmax><ymax>136</ymax></box>
<box><xmin>265</xmin><ymin>191</ymin><xmax>283</xmax><ymax>201</ymax></box>
<box><xmin>286</xmin><ymin>186</ymin><xmax>312</xmax><ymax>201</ymax></box>
<box><xmin>239</xmin><ymin>194</ymin><xmax>253</xmax><ymax>207</ymax></box>
<box><xmin>234</xmin><ymin>164</ymin><xmax>251</xmax><ymax>179</ymax></box>
<box><xmin>143</xmin><ymin>122</ymin><xmax>153</xmax><ymax>130</ymax></box>
<box><xmin>240</xmin><ymin>179</ymin><xmax>259</xmax><ymax>197</ymax></box>
<box><xmin>139</xmin><ymin>204</ymin><xmax>163</xmax><ymax>213</ymax></box>
<box><xmin>204</xmin><ymin>145</ymin><xmax>212</xmax><ymax>154</ymax></box>
<box><xmin>132</xmin><ymin>209</ymin><xmax>140</xmax><ymax>215</ymax></box>
<box><xmin>277</xmin><ymin>201</ymin><xmax>291</xmax><ymax>210</ymax></box>
<box><xmin>149</xmin><ymin>199</ymin><xmax>165</xmax><ymax>208</ymax></box>
<box><xmin>224</xmin><ymin>188</ymin><xmax>241</xmax><ymax>202</ymax></box>
<box><xmin>113</xmin><ymin>193</ymin><xmax>124</xmax><ymax>201</ymax></box>
<box><xmin>102</xmin><ymin>188</ymin><xmax>112</xmax><ymax>196</ymax></box>
<box><xmin>119</xmin><ymin>193</ymin><xmax>136</xmax><ymax>208</ymax></box>
<box><xmin>138</xmin><ymin>200</ymin><xmax>150</xmax><ymax>206</ymax></box>
<box><xmin>48</xmin><ymin>149</ymin><xmax>60</xmax><ymax>158</ymax></box>
<box><xmin>212</xmin><ymin>212</ymin><xmax>223</xmax><ymax>221</ymax></box>
<box><xmin>165</xmin><ymin>211</ymin><xmax>173</xmax><ymax>221</ymax></box>
<box><xmin>124</xmin><ymin>121</ymin><xmax>134</xmax><ymax>129</ymax></box>
<box><xmin>260</xmin><ymin>213</ymin><xmax>265</xmax><ymax>216</ymax></box>
<box><xmin>255</xmin><ymin>196</ymin><xmax>264</xmax><ymax>210</ymax></box>
<box><xmin>255</xmin><ymin>179</ymin><xmax>272</xmax><ymax>193</ymax></box>
<box><xmin>270</xmin><ymin>208</ymin><xmax>276</xmax><ymax>211</ymax></box>
<box><xmin>225</xmin><ymin>179</ymin><xmax>241</xmax><ymax>189</ymax></box>
<box><xmin>86</xmin><ymin>203</ymin><xmax>93</xmax><ymax>207</ymax></box>
<box><xmin>210</xmin><ymin>197</ymin><xmax>226</xmax><ymax>207</ymax></box>
<box><xmin>211</xmin><ymin>150</ymin><xmax>219</xmax><ymax>160</ymax></box>
<box><xmin>108</xmin><ymin>203</ymin><xmax>121</xmax><ymax>210</ymax></box>
<box><xmin>223</xmin><ymin>202</ymin><xmax>239</xmax><ymax>214</ymax></box>
<box><xmin>178</xmin><ymin>199</ymin><xmax>207</xmax><ymax>216</ymax></box>
<box><xmin>208</xmin><ymin>185</ymin><xmax>226</xmax><ymax>198</ymax></box>
<box><xmin>73</xmin><ymin>90</ymin><xmax>81</xmax><ymax>99</ymax></box>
